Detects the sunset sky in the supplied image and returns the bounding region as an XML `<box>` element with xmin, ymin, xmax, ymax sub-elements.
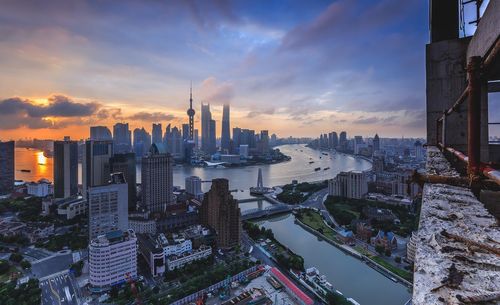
<box><xmin>0</xmin><ymin>0</ymin><xmax>467</xmax><ymax>140</ymax></box>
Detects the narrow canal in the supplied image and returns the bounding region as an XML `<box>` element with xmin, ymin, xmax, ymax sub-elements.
<box><xmin>256</xmin><ymin>213</ymin><xmax>412</xmax><ymax>305</ymax></box>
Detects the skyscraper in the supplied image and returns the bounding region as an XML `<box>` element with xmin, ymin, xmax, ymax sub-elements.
<box><xmin>182</xmin><ymin>124</ymin><xmax>190</xmax><ymax>141</ymax></box>
<box><xmin>110</xmin><ymin>153</ymin><xmax>137</xmax><ymax>211</ymax></box>
<box><xmin>90</xmin><ymin>126</ymin><xmax>112</xmax><ymax>141</ymax></box>
<box><xmin>54</xmin><ymin>138</ymin><xmax>78</xmax><ymax>199</ymax></box>
<box><xmin>221</xmin><ymin>104</ymin><xmax>231</xmax><ymax>153</ymax></box>
<box><xmin>201</xmin><ymin>103</ymin><xmax>216</xmax><ymax>154</ymax></box>
<box><xmin>164</xmin><ymin>126</ymin><xmax>184</xmax><ymax>160</ymax></box>
<box><xmin>259</xmin><ymin>130</ymin><xmax>269</xmax><ymax>154</ymax></box>
<box><xmin>141</xmin><ymin>143</ymin><xmax>174</xmax><ymax>214</ymax></box>
<box><xmin>339</xmin><ymin>131</ymin><xmax>347</xmax><ymax>151</ymax></box>
<box><xmin>373</xmin><ymin>134</ymin><xmax>380</xmax><ymax>152</ymax></box>
<box><xmin>152</xmin><ymin>123</ymin><xmax>163</xmax><ymax>145</ymax></box>
<box><xmin>133</xmin><ymin>127</ymin><xmax>151</xmax><ymax>159</ymax></box>
<box><xmin>83</xmin><ymin>140</ymin><xmax>113</xmax><ymax>198</ymax></box>
<box><xmin>200</xmin><ymin>178</ymin><xmax>241</xmax><ymax>249</ymax></box>
<box><xmin>186</xmin><ymin>85</ymin><xmax>195</xmax><ymax>140</ymax></box>
<box><xmin>88</xmin><ymin>173</ymin><xmax>129</xmax><ymax>240</ymax></box>
<box><xmin>0</xmin><ymin>141</ymin><xmax>14</xmax><ymax>195</ymax></box>
<box><xmin>113</xmin><ymin>123</ymin><xmax>131</xmax><ymax>154</ymax></box>
<box><xmin>332</xmin><ymin>132</ymin><xmax>339</xmax><ymax>149</ymax></box>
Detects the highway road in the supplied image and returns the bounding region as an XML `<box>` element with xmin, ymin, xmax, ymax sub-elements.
<box><xmin>40</xmin><ymin>272</ymin><xmax>80</xmax><ymax>305</ymax></box>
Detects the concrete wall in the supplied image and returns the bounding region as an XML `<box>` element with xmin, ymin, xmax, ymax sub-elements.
<box><xmin>426</xmin><ymin>38</ymin><xmax>470</xmax><ymax>150</ymax></box>
<box><xmin>467</xmin><ymin>0</ymin><xmax>500</xmax><ymax>59</ymax></box>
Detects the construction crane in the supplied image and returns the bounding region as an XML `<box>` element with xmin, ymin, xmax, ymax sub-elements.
<box><xmin>125</xmin><ymin>272</ymin><xmax>142</xmax><ymax>305</ymax></box>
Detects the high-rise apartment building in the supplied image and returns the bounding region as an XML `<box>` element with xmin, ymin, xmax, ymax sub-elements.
<box><xmin>200</xmin><ymin>178</ymin><xmax>240</xmax><ymax>249</ymax></box>
<box><xmin>110</xmin><ymin>153</ymin><xmax>137</xmax><ymax>211</ymax></box>
<box><xmin>221</xmin><ymin>104</ymin><xmax>231</xmax><ymax>153</ymax></box>
<box><xmin>54</xmin><ymin>138</ymin><xmax>78</xmax><ymax>198</ymax></box>
<box><xmin>141</xmin><ymin>143</ymin><xmax>174</xmax><ymax>214</ymax></box>
<box><xmin>113</xmin><ymin>123</ymin><xmax>131</xmax><ymax>154</ymax></box>
<box><xmin>152</xmin><ymin>123</ymin><xmax>163</xmax><ymax>145</ymax></box>
<box><xmin>328</xmin><ymin>171</ymin><xmax>368</xmax><ymax>199</ymax></box>
<box><xmin>89</xmin><ymin>229</ymin><xmax>137</xmax><ymax>288</ymax></box>
<box><xmin>90</xmin><ymin>126</ymin><xmax>112</xmax><ymax>141</ymax></box>
<box><xmin>0</xmin><ymin>141</ymin><xmax>14</xmax><ymax>195</ymax></box>
<box><xmin>88</xmin><ymin>173</ymin><xmax>129</xmax><ymax>240</ymax></box>
<box><xmin>82</xmin><ymin>140</ymin><xmax>113</xmax><ymax>198</ymax></box>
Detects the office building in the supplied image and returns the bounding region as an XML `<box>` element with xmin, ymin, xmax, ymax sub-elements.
<box><xmin>56</xmin><ymin>197</ymin><xmax>87</xmax><ymax>220</ymax></box>
<box><xmin>200</xmin><ymin>178</ymin><xmax>241</xmax><ymax>249</ymax></box>
<box><xmin>53</xmin><ymin>138</ymin><xmax>78</xmax><ymax>198</ymax></box>
<box><xmin>239</xmin><ymin>144</ymin><xmax>249</xmax><ymax>159</ymax></box>
<box><xmin>113</xmin><ymin>123</ymin><xmax>131</xmax><ymax>154</ymax></box>
<box><xmin>133</xmin><ymin>127</ymin><xmax>151</xmax><ymax>159</ymax></box>
<box><xmin>328</xmin><ymin>171</ymin><xmax>368</xmax><ymax>199</ymax></box>
<box><xmin>182</xmin><ymin>124</ymin><xmax>189</xmax><ymax>141</ymax></box>
<box><xmin>152</xmin><ymin>123</ymin><xmax>163</xmax><ymax>145</ymax></box>
<box><xmin>0</xmin><ymin>141</ymin><xmax>14</xmax><ymax>195</ymax></box>
<box><xmin>27</xmin><ymin>180</ymin><xmax>52</xmax><ymax>197</ymax></box>
<box><xmin>89</xmin><ymin>229</ymin><xmax>137</xmax><ymax>288</ymax></box>
<box><xmin>88</xmin><ymin>173</ymin><xmax>129</xmax><ymax>240</ymax></box>
<box><xmin>201</xmin><ymin>103</ymin><xmax>216</xmax><ymax>154</ymax></box>
<box><xmin>137</xmin><ymin>234</ymin><xmax>165</xmax><ymax>277</ymax></box>
<box><xmin>82</xmin><ymin>140</ymin><xmax>113</xmax><ymax>198</ymax></box>
<box><xmin>194</xmin><ymin>129</ymin><xmax>199</xmax><ymax>148</ymax></box>
<box><xmin>185</xmin><ymin>176</ymin><xmax>203</xmax><ymax>200</ymax></box>
<box><xmin>166</xmin><ymin>245</ymin><xmax>212</xmax><ymax>271</ymax></box>
<box><xmin>90</xmin><ymin>126</ymin><xmax>112</xmax><ymax>141</ymax></box>
<box><xmin>221</xmin><ymin>104</ymin><xmax>231</xmax><ymax>153</ymax></box>
<box><xmin>141</xmin><ymin>143</ymin><xmax>174</xmax><ymax>214</ymax></box>
<box><xmin>339</xmin><ymin>131</ymin><xmax>347</xmax><ymax>151</ymax></box>
<box><xmin>259</xmin><ymin>130</ymin><xmax>269</xmax><ymax>154</ymax></box>
<box><xmin>110</xmin><ymin>153</ymin><xmax>137</xmax><ymax>211</ymax></box>
<box><xmin>164</xmin><ymin>125</ymin><xmax>184</xmax><ymax>160</ymax></box>
<box><xmin>373</xmin><ymin>134</ymin><xmax>380</xmax><ymax>152</ymax></box>
<box><xmin>415</xmin><ymin>140</ymin><xmax>423</xmax><ymax>160</ymax></box>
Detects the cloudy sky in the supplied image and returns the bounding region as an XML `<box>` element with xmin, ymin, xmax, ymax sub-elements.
<box><xmin>0</xmin><ymin>0</ymin><xmax>432</xmax><ymax>140</ymax></box>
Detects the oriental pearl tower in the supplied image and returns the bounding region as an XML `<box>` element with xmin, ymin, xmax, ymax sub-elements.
<box><xmin>187</xmin><ymin>83</ymin><xmax>195</xmax><ymax>140</ymax></box>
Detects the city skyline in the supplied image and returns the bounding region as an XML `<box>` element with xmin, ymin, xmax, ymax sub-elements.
<box><xmin>0</xmin><ymin>0</ymin><xmax>442</xmax><ymax>140</ymax></box>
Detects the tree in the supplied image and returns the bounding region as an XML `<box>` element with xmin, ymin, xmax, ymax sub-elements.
<box><xmin>395</xmin><ymin>256</ymin><xmax>402</xmax><ymax>264</ymax></box>
<box><xmin>20</xmin><ymin>260</ymin><xmax>31</xmax><ymax>270</ymax></box>
<box><xmin>384</xmin><ymin>248</ymin><xmax>392</xmax><ymax>257</ymax></box>
<box><xmin>0</xmin><ymin>260</ymin><xmax>10</xmax><ymax>274</ymax></box>
<box><xmin>9</xmin><ymin>253</ymin><xmax>23</xmax><ymax>263</ymax></box>
<box><xmin>375</xmin><ymin>245</ymin><xmax>384</xmax><ymax>255</ymax></box>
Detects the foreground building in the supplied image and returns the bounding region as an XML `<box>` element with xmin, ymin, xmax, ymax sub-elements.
<box><xmin>200</xmin><ymin>178</ymin><xmax>241</xmax><ymax>249</ymax></box>
<box><xmin>141</xmin><ymin>143</ymin><xmax>174</xmax><ymax>214</ymax></box>
<box><xmin>83</xmin><ymin>140</ymin><xmax>113</xmax><ymax>198</ymax></box>
<box><xmin>109</xmin><ymin>153</ymin><xmax>137</xmax><ymax>211</ymax></box>
<box><xmin>413</xmin><ymin>1</ymin><xmax>500</xmax><ymax>304</ymax></box>
<box><xmin>89</xmin><ymin>229</ymin><xmax>137</xmax><ymax>289</ymax></box>
<box><xmin>88</xmin><ymin>173</ymin><xmax>128</xmax><ymax>240</ymax></box>
<box><xmin>0</xmin><ymin>141</ymin><xmax>14</xmax><ymax>195</ymax></box>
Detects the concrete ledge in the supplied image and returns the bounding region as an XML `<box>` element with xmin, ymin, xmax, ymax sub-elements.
<box><xmin>413</xmin><ymin>148</ymin><xmax>500</xmax><ymax>305</ymax></box>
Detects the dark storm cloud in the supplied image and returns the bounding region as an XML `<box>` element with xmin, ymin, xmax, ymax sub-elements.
<box><xmin>0</xmin><ymin>96</ymin><xmax>99</xmax><ymax>118</ymax></box>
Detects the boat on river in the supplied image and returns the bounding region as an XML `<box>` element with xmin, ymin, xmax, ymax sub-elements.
<box><xmin>314</xmin><ymin>167</ymin><xmax>321</xmax><ymax>171</ymax></box>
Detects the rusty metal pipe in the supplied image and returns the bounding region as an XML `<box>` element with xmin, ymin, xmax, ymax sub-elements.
<box><xmin>467</xmin><ymin>56</ymin><xmax>482</xmax><ymax>176</ymax></box>
<box><xmin>482</xmin><ymin>38</ymin><xmax>500</xmax><ymax>73</ymax></box>
<box><xmin>446</xmin><ymin>88</ymin><xmax>468</xmax><ymax>116</ymax></box>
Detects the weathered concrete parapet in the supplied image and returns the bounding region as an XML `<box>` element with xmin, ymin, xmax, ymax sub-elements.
<box><xmin>425</xmin><ymin>146</ymin><xmax>460</xmax><ymax>177</ymax></box>
<box><xmin>413</xmin><ymin>147</ymin><xmax>500</xmax><ymax>305</ymax></box>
